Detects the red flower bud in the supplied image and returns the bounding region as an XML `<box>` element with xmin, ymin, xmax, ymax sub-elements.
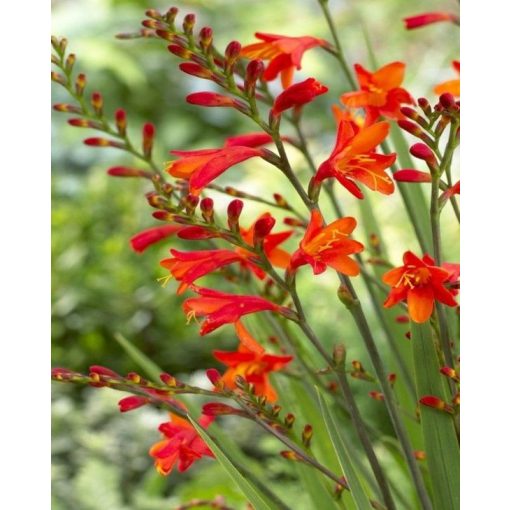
<box><xmin>107</xmin><ymin>166</ymin><xmax>151</xmax><ymax>179</ymax></box>
<box><xmin>84</xmin><ymin>137</ymin><xmax>125</xmax><ymax>149</ymax></box>
<box><xmin>118</xmin><ymin>395</ymin><xmax>149</xmax><ymax>412</ymax></box>
<box><xmin>440</xmin><ymin>366</ymin><xmax>459</xmax><ymax>382</ymax></box>
<box><xmin>393</xmin><ymin>169</ymin><xmax>432</xmax><ymax>183</ymax></box>
<box><xmin>400</xmin><ymin>106</ymin><xmax>420</xmax><ymax>120</ymax></box>
<box><xmin>271</xmin><ymin>78</ymin><xmax>328</xmax><ymax>117</ymax></box>
<box><xmin>398</xmin><ymin>119</ymin><xmax>423</xmax><ymax>137</ymax></box>
<box><xmin>186</xmin><ymin>92</ymin><xmax>238</xmax><ymax>108</ymax></box>
<box><xmin>165</xmin><ymin>6</ymin><xmax>179</xmax><ymax>26</ymax></box>
<box><xmin>68</xmin><ymin>118</ymin><xmax>102</xmax><ymax>129</ymax></box>
<box><xmin>53</xmin><ymin>103</ymin><xmax>82</xmax><ymax>114</ymax></box>
<box><xmin>410</xmin><ymin>143</ymin><xmax>438</xmax><ymax>167</ymax></box>
<box><xmin>417</xmin><ymin>97</ymin><xmax>432</xmax><ymax>116</ymax></box>
<box><xmin>224</xmin><ymin>40</ymin><xmax>242</xmax><ymax>74</ymax></box>
<box><xmin>142</xmin><ymin>122</ymin><xmax>155</xmax><ymax>158</ymax></box>
<box><xmin>182</xmin><ymin>13</ymin><xmax>196</xmax><ymax>35</ymax></box>
<box><xmin>91</xmin><ymin>91</ymin><xmax>103</xmax><ymax>115</ymax></box>
<box><xmin>51</xmin><ymin>72</ymin><xmax>66</xmax><ymax>85</ymax></box>
<box><xmin>179</xmin><ymin>62</ymin><xmax>213</xmax><ymax>79</ymax></box>
<box><xmin>202</xmin><ymin>402</ymin><xmax>246</xmax><ymax>417</ymax></box>
<box><xmin>160</xmin><ymin>373</ymin><xmax>178</xmax><ymax>386</ymax></box>
<box><xmin>130</xmin><ymin>225</ymin><xmax>182</xmax><ymax>253</ymax></box>
<box><xmin>167</xmin><ymin>44</ymin><xmax>192</xmax><ymax>58</ymax></box>
<box><xmin>404</xmin><ymin>12</ymin><xmax>459</xmax><ymax>30</ymax></box>
<box><xmin>419</xmin><ymin>395</ymin><xmax>454</xmax><ymax>413</ymax></box>
<box><xmin>75</xmin><ymin>73</ymin><xmax>86</xmax><ymax>95</ymax></box>
<box><xmin>114</xmin><ymin>108</ymin><xmax>127</xmax><ymax>135</ymax></box>
<box><xmin>199</xmin><ymin>26</ymin><xmax>213</xmax><ymax>51</ymax></box>
<box><xmin>253</xmin><ymin>215</ymin><xmax>276</xmax><ymax>244</ymax></box>
<box><xmin>244</xmin><ymin>59</ymin><xmax>265</xmax><ymax>95</ymax></box>
<box><xmin>439</xmin><ymin>92</ymin><xmax>456</xmax><ymax>109</ymax></box>
<box><xmin>369</xmin><ymin>391</ymin><xmax>385</xmax><ymax>401</ymax></box>
<box><xmin>302</xmin><ymin>424</ymin><xmax>313</xmax><ymax>447</ymax></box>
<box><xmin>395</xmin><ymin>315</ymin><xmax>409</xmax><ymax>323</ymax></box>
<box><xmin>227</xmin><ymin>199</ymin><xmax>244</xmax><ymax>230</ymax></box>
<box><xmin>89</xmin><ymin>365</ymin><xmax>120</xmax><ymax>378</ymax></box>
<box><xmin>184</xmin><ymin>193</ymin><xmax>199</xmax><ymax>213</ymax></box>
<box><xmin>206</xmin><ymin>368</ymin><xmax>222</xmax><ymax>386</ymax></box>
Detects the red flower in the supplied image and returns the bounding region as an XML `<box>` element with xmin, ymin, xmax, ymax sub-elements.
<box><xmin>341</xmin><ymin>62</ymin><xmax>414</xmax><ymax>121</ymax></box>
<box><xmin>149</xmin><ymin>412</ymin><xmax>214</xmax><ymax>475</ymax></box>
<box><xmin>434</xmin><ymin>61</ymin><xmax>460</xmax><ymax>97</ymax></box>
<box><xmin>160</xmin><ymin>249</ymin><xmax>243</xmax><ymax>294</ymax></box>
<box><xmin>382</xmin><ymin>251</ymin><xmax>457</xmax><ymax>323</ymax></box>
<box><xmin>241</xmin><ymin>33</ymin><xmax>327</xmax><ymax>88</ymax></box>
<box><xmin>290</xmin><ymin>209</ymin><xmax>364</xmax><ymax>276</ymax></box>
<box><xmin>224</xmin><ymin>132</ymin><xmax>274</xmax><ymax>148</ymax></box>
<box><xmin>404</xmin><ymin>12</ymin><xmax>459</xmax><ymax>30</ymax></box>
<box><xmin>130</xmin><ymin>225</ymin><xmax>183</xmax><ymax>253</ymax></box>
<box><xmin>213</xmin><ymin>322</ymin><xmax>293</xmax><ymax>402</ymax></box>
<box><xmin>393</xmin><ymin>169</ymin><xmax>432</xmax><ymax>183</ymax></box>
<box><xmin>183</xmin><ymin>286</ymin><xmax>287</xmax><ymax>335</ymax></box>
<box><xmin>271</xmin><ymin>78</ymin><xmax>328</xmax><ymax>117</ymax></box>
<box><xmin>166</xmin><ymin>146</ymin><xmax>263</xmax><ymax>195</ymax></box>
<box><xmin>314</xmin><ymin>120</ymin><xmax>395</xmax><ymax>198</ymax></box>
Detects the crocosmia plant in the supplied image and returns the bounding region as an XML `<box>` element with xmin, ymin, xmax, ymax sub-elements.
<box><xmin>52</xmin><ymin>1</ymin><xmax>460</xmax><ymax>509</ymax></box>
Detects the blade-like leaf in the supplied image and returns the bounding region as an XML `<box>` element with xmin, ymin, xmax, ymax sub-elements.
<box><xmin>316</xmin><ymin>389</ymin><xmax>373</xmax><ymax>510</ymax></box>
<box><xmin>189</xmin><ymin>416</ymin><xmax>282</xmax><ymax>510</ymax></box>
<box><xmin>411</xmin><ymin>321</ymin><xmax>460</xmax><ymax>510</ymax></box>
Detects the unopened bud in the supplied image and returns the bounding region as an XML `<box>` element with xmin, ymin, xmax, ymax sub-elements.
<box><xmin>301</xmin><ymin>424</ymin><xmax>313</xmax><ymax>448</ymax></box>
<box><xmin>51</xmin><ymin>71</ymin><xmax>66</xmax><ymax>85</ymax></box>
<box><xmin>75</xmin><ymin>73</ymin><xmax>86</xmax><ymax>95</ymax></box>
<box><xmin>145</xmin><ymin>9</ymin><xmax>162</xmax><ymax>20</ymax></box>
<box><xmin>400</xmin><ymin>106</ymin><xmax>420</xmax><ymax>121</ymax></box>
<box><xmin>84</xmin><ymin>137</ymin><xmax>125</xmax><ymax>149</ymax></box>
<box><xmin>414</xmin><ymin>450</ymin><xmax>426</xmax><ymax>461</ymax></box>
<box><xmin>440</xmin><ymin>366</ymin><xmax>459</xmax><ymax>382</ymax></box>
<box><xmin>410</xmin><ymin>142</ymin><xmax>438</xmax><ymax>169</ymax></box>
<box><xmin>184</xmin><ymin>193</ymin><xmax>200</xmax><ymax>214</ymax></box>
<box><xmin>395</xmin><ymin>315</ymin><xmax>409</xmax><ymax>323</ymax></box>
<box><xmin>369</xmin><ymin>391</ymin><xmax>385</xmax><ymax>401</ymax></box>
<box><xmin>417</xmin><ymin>97</ymin><xmax>432</xmax><ymax>116</ymax></box>
<box><xmin>253</xmin><ymin>215</ymin><xmax>275</xmax><ymax>246</ymax></box>
<box><xmin>244</xmin><ymin>59</ymin><xmax>265</xmax><ymax>96</ymax></box>
<box><xmin>142</xmin><ymin>122</ymin><xmax>155</xmax><ymax>158</ymax></box>
<box><xmin>160</xmin><ymin>373</ymin><xmax>177</xmax><ymax>386</ymax></box>
<box><xmin>65</xmin><ymin>53</ymin><xmax>76</xmax><ymax>73</ymax></box>
<box><xmin>284</xmin><ymin>413</ymin><xmax>295</xmax><ymax>428</ymax></box>
<box><xmin>280</xmin><ymin>451</ymin><xmax>299</xmax><ymax>461</ymax></box>
<box><xmin>146</xmin><ymin>191</ymin><xmax>167</xmax><ymax>209</ymax></box>
<box><xmin>179</xmin><ymin>62</ymin><xmax>213</xmax><ymax>79</ymax></box>
<box><xmin>167</xmin><ymin>44</ymin><xmax>193</xmax><ymax>59</ymax></box>
<box><xmin>388</xmin><ymin>373</ymin><xmax>397</xmax><ymax>387</ymax></box>
<box><xmin>115</xmin><ymin>108</ymin><xmax>127</xmax><ymax>136</ymax></box>
<box><xmin>273</xmin><ymin>193</ymin><xmax>287</xmax><ymax>207</ymax></box>
<box><xmin>398</xmin><ymin>119</ymin><xmax>423</xmax><ymax>138</ymax></box>
<box><xmin>91</xmin><ymin>91</ymin><xmax>103</xmax><ymax>115</ymax></box>
<box><xmin>200</xmin><ymin>197</ymin><xmax>215</xmax><ymax>222</ymax></box>
<box><xmin>68</xmin><ymin>118</ymin><xmax>102</xmax><ymax>129</ymax></box>
<box><xmin>419</xmin><ymin>395</ymin><xmax>454</xmax><ymax>414</ymax></box>
<box><xmin>107</xmin><ymin>166</ymin><xmax>152</xmax><ymax>179</ymax></box>
<box><xmin>202</xmin><ymin>402</ymin><xmax>246</xmax><ymax>416</ymax></box>
<box><xmin>227</xmin><ymin>199</ymin><xmax>244</xmax><ymax>231</ymax></box>
<box><xmin>337</xmin><ymin>284</ymin><xmax>357</xmax><ymax>309</ymax></box>
<box><xmin>283</xmin><ymin>217</ymin><xmax>306</xmax><ymax>228</ymax></box>
<box><xmin>183</xmin><ymin>13</ymin><xmax>196</xmax><ymax>35</ymax></box>
<box><xmin>224</xmin><ymin>40</ymin><xmax>242</xmax><ymax>74</ymax></box>
<box><xmin>439</xmin><ymin>92</ymin><xmax>456</xmax><ymax>109</ymax></box>
<box><xmin>127</xmin><ymin>372</ymin><xmax>142</xmax><ymax>383</ymax></box>
<box><xmin>118</xmin><ymin>395</ymin><xmax>149</xmax><ymax>412</ymax></box>
<box><xmin>53</xmin><ymin>103</ymin><xmax>81</xmax><ymax>114</ymax></box>
<box><xmin>164</xmin><ymin>6</ymin><xmax>179</xmax><ymax>27</ymax></box>
<box><xmin>206</xmin><ymin>368</ymin><xmax>222</xmax><ymax>387</ymax></box>
<box><xmin>199</xmin><ymin>27</ymin><xmax>213</xmax><ymax>52</ymax></box>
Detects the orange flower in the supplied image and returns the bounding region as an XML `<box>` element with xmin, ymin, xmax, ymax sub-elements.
<box><xmin>213</xmin><ymin>322</ymin><xmax>293</xmax><ymax>402</ymax></box>
<box><xmin>183</xmin><ymin>286</ymin><xmax>287</xmax><ymax>335</ymax></box>
<box><xmin>166</xmin><ymin>146</ymin><xmax>263</xmax><ymax>195</ymax></box>
<box><xmin>434</xmin><ymin>61</ymin><xmax>460</xmax><ymax>97</ymax></box>
<box><xmin>149</xmin><ymin>412</ymin><xmax>214</xmax><ymax>475</ymax></box>
<box><xmin>241</xmin><ymin>33</ymin><xmax>328</xmax><ymax>89</ymax></box>
<box><xmin>314</xmin><ymin>120</ymin><xmax>395</xmax><ymax>198</ymax></box>
<box><xmin>382</xmin><ymin>251</ymin><xmax>457</xmax><ymax>323</ymax></box>
<box><xmin>341</xmin><ymin>62</ymin><xmax>414</xmax><ymax>121</ymax></box>
<box><xmin>290</xmin><ymin>209</ymin><xmax>364</xmax><ymax>276</ymax></box>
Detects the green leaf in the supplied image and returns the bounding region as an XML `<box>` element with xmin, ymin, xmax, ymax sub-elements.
<box><xmin>316</xmin><ymin>389</ymin><xmax>373</xmax><ymax>510</ymax></box>
<box><xmin>411</xmin><ymin>321</ymin><xmax>460</xmax><ymax>510</ymax></box>
<box><xmin>189</xmin><ymin>416</ymin><xmax>283</xmax><ymax>510</ymax></box>
<box><xmin>113</xmin><ymin>332</ymin><xmax>163</xmax><ymax>381</ymax></box>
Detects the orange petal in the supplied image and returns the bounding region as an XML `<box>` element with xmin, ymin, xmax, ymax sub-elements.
<box><xmin>407</xmin><ymin>286</ymin><xmax>434</xmax><ymax>323</ymax></box>
<box><xmin>324</xmin><ymin>254</ymin><xmax>360</xmax><ymax>275</ymax></box>
<box><xmin>372</xmin><ymin>62</ymin><xmax>405</xmax><ymax>90</ymax></box>
<box><xmin>349</xmin><ymin>122</ymin><xmax>390</xmax><ymax>154</ymax></box>
<box><xmin>235</xmin><ymin>321</ymin><xmax>265</xmax><ymax>355</ymax></box>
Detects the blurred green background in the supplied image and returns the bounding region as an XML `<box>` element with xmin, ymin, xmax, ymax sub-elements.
<box><xmin>52</xmin><ymin>0</ymin><xmax>459</xmax><ymax>508</ymax></box>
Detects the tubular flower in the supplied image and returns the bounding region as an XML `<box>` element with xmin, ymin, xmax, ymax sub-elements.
<box><xmin>290</xmin><ymin>209</ymin><xmax>364</xmax><ymax>276</ymax></box>
<box><xmin>341</xmin><ymin>62</ymin><xmax>414</xmax><ymax>121</ymax></box>
<box><xmin>213</xmin><ymin>322</ymin><xmax>293</xmax><ymax>402</ymax></box>
<box><xmin>149</xmin><ymin>412</ymin><xmax>214</xmax><ymax>475</ymax></box>
<box><xmin>183</xmin><ymin>286</ymin><xmax>288</xmax><ymax>335</ymax></box>
<box><xmin>434</xmin><ymin>61</ymin><xmax>460</xmax><ymax>97</ymax></box>
<box><xmin>314</xmin><ymin>120</ymin><xmax>396</xmax><ymax>198</ymax></box>
<box><xmin>160</xmin><ymin>249</ymin><xmax>243</xmax><ymax>294</ymax></box>
<box><xmin>404</xmin><ymin>12</ymin><xmax>459</xmax><ymax>30</ymax></box>
<box><xmin>236</xmin><ymin>213</ymin><xmax>292</xmax><ymax>278</ymax></box>
<box><xmin>130</xmin><ymin>225</ymin><xmax>182</xmax><ymax>253</ymax></box>
<box><xmin>271</xmin><ymin>78</ymin><xmax>328</xmax><ymax>117</ymax></box>
<box><xmin>382</xmin><ymin>251</ymin><xmax>458</xmax><ymax>323</ymax></box>
<box><xmin>240</xmin><ymin>33</ymin><xmax>328</xmax><ymax>89</ymax></box>
<box><xmin>166</xmin><ymin>146</ymin><xmax>263</xmax><ymax>195</ymax></box>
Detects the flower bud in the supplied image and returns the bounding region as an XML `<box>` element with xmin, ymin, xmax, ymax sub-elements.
<box><xmin>142</xmin><ymin>122</ymin><xmax>155</xmax><ymax>158</ymax></box>
<box><xmin>107</xmin><ymin>167</ymin><xmax>151</xmax><ymax>179</ymax></box>
<box><xmin>89</xmin><ymin>365</ymin><xmax>120</xmax><ymax>379</ymax></box>
<box><xmin>227</xmin><ymin>199</ymin><xmax>244</xmax><ymax>231</ymax></box>
<box><xmin>414</xmin><ymin>450</ymin><xmax>426</xmax><ymax>460</ymax></box>
<box><xmin>280</xmin><ymin>451</ymin><xmax>300</xmax><ymax>461</ymax></box>
<box><xmin>167</xmin><ymin>44</ymin><xmax>193</xmax><ymax>59</ymax></box>
<box><xmin>302</xmin><ymin>424</ymin><xmax>313</xmax><ymax>448</ymax></box>
<box><xmin>369</xmin><ymin>391</ymin><xmax>384</xmax><ymax>401</ymax></box>
<box><xmin>91</xmin><ymin>91</ymin><xmax>103</xmax><ymax>115</ymax></box>
<box><xmin>186</xmin><ymin>92</ymin><xmax>238</xmax><ymax>108</ymax></box>
<box><xmin>84</xmin><ymin>137</ymin><xmax>125</xmax><ymax>149</ymax></box>
<box><xmin>419</xmin><ymin>395</ymin><xmax>454</xmax><ymax>414</ymax></box>
<box><xmin>179</xmin><ymin>62</ymin><xmax>213</xmax><ymax>79</ymax></box>
<box><xmin>200</xmin><ymin>197</ymin><xmax>215</xmax><ymax>222</ymax></box>
<box><xmin>440</xmin><ymin>366</ymin><xmax>459</xmax><ymax>382</ymax></box>
<box><xmin>439</xmin><ymin>92</ymin><xmax>456</xmax><ymax>109</ymax></box>
<box><xmin>164</xmin><ymin>6</ymin><xmax>179</xmax><ymax>27</ymax></box>
<box><xmin>51</xmin><ymin>71</ymin><xmax>66</xmax><ymax>85</ymax></box>
<box><xmin>118</xmin><ymin>395</ymin><xmax>149</xmax><ymax>412</ymax></box>
<box><xmin>75</xmin><ymin>73</ymin><xmax>86</xmax><ymax>95</ymax></box>
<box><xmin>388</xmin><ymin>373</ymin><xmax>397</xmax><ymax>387</ymax></box>
<box><xmin>184</xmin><ymin>193</ymin><xmax>199</xmax><ymax>214</ymax></box>
<box><xmin>224</xmin><ymin>40</ymin><xmax>242</xmax><ymax>74</ymax></box>
<box><xmin>206</xmin><ymin>368</ymin><xmax>222</xmax><ymax>386</ymax></box>
<box><xmin>115</xmin><ymin>108</ymin><xmax>127</xmax><ymax>136</ymax></box>
<box><xmin>145</xmin><ymin>9</ymin><xmax>162</xmax><ymax>20</ymax></box>
<box><xmin>337</xmin><ymin>284</ymin><xmax>358</xmax><ymax>309</ymax></box>
<box><xmin>417</xmin><ymin>97</ymin><xmax>432</xmax><ymax>116</ymax></box>
<box><xmin>400</xmin><ymin>106</ymin><xmax>420</xmax><ymax>121</ymax></box>
<box><xmin>333</xmin><ymin>344</ymin><xmax>346</xmax><ymax>367</ymax></box>
<box><xmin>393</xmin><ymin>169</ymin><xmax>432</xmax><ymax>183</ymax></box>
<box><xmin>53</xmin><ymin>103</ymin><xmax>81</xmax><ymax>114</ymax></box>
<box><xmin>253</xmin><ymin>215</ymin><xmax>276</xmax><ymax>246</ymax></box>
<box><xmin>145</xmin><ymin>191</ymin><xmax>168</xmax><ymax>209</ymax></box>
<box><xmin>202</xmin><ymin>403</ymin><xmax>246</xmax><ymax>416</ymax></box>
<box><xmin>199</xmin><ymin>27</ymin><xmax>213</xmax><ymax>52</ymax></box>
<box><xmin>160</xmin><ymin>372</ymin><xmax>178</xmax><ymax>386</ymax></box>
<box><xmin>244</xmin><ymin>59</ymin><xmax>265</xmax><ymax>96</ymax></box>
<box><xmin>284</xmin><ymin>413</ymin><xmax>295</xmax><ymax>428</ymax></box>
<box><xmin>273</xmin><ymin>193</ymin><xmax>288</xmax><ymax>207</ymax></box>
<box><xmin>68</xmin><ymin>118</ymin><xmax>102</xmax><ymax>129</ymax></box>
<box><xmin>183</xmin><ymin>13</ymin><xmax>196</xmax><ymax>35</ymax></box>
<box><xmin>65</xmin><ymin>53</ymin><xmax>76</xmax><ymax>73</ymax></box>
<box><xmin>395</xmin><ymin>315</ymin><xmax>409</xmax><ymax>323</ymax></box>
<box><xmin>410</xmin><ymin>143</ymin><xmax>438</xmax><ymax>168</ymax></box>
<box><xmin>398</xmin><ymin>119</ymin><xmax>422</xmax><ymax>137</ymax></box>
